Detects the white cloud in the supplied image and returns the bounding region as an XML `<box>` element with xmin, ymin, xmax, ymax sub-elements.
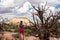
<box><xmin>28</xmin><ymin>0</ymin><xmax>60</xmax><ymax>6</ymax></box>
<box><xmin>0</xmin><ymin>0</ymin><xmax>15</xmax><ymax>8</ymax></box>
<box><xmin>0</xmin><ymin>0</ymin><xmax>60</xmax><ymax>8</ymax></box>
<box><xmin>0</xmin><ymin>12</ymin><xmax>16</xmax><ymax>16</ymax></box>
<box><xmin>56</xmin><ymin>8</ymin><xmax>60</xmax><ymax>11</ymax></box>
<box><xmin>49</xmin><ymin>7</ymin><xmax>56</xmax><ymax>13</ymax></box>
<box><xmin>17</xmin><ymin>1</ymin><xmax>32</xmax><ymax>13</ymax></box>
<box><xmin>0</xmin><ymin>0</ymin><xmax>27</xmax><ymax>8</ymax></box>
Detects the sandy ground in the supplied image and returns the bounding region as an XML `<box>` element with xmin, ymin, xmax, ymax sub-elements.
<box><xmin>0</xmin><ymin>32</ymin><xmax>60</xmax><ymax>40</ymax></box>
<box><xmin>0</xmin><ymin>32</ymin><xmax>39</xmax><ymax>40</ymax></box>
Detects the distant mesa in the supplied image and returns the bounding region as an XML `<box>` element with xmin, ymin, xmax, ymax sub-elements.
<box><xmin>6</xmin><ymin>17</ymin><xmax>33</xmax><ymax>26</ymax></box>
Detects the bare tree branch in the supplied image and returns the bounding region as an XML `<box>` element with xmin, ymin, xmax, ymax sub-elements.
<box><xmin>33</xmin><ymin>6</ymin><xmax>39</xmax><ymax>11</ymax></box>
<box><xmin>44</xmin><ymin>1</ymin><xmax>47</xmax><ymax>10</ymax></box>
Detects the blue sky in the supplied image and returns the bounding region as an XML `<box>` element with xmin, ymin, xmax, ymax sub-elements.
<box><xmin>55</xmin><ymin>4</ymin><xmax>60</xmax><ymax>9</ymax></box>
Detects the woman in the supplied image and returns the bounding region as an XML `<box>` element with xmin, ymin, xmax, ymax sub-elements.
<box><xmin>18</xmin><ymin>21</ymin><xmax>24</xmax><ymax>40</ymax></box>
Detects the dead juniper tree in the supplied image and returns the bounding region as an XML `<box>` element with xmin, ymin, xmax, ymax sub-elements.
<box><xmin>32</xmin><ymin>2</ymin><xmax>60</xmax><ymax>40</ymax></box>
<box><xmin>32</xmin><ymin>2</ymin><xmax>50</xmax><ymax>40</ymax></box>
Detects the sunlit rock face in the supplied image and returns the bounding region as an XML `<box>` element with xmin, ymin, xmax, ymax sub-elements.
<box><xmin>6</xmin><ymin>17</ymin><xmax>33</xmax><ymax>26</ymax></box>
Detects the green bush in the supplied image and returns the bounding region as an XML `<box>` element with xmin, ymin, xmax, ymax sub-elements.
<box><xmin>6</xmin><ymin>29</ymin><xmax>13</xmax><ymax>32</ymax></box>
<box><xmin>14</xmin><ymin>29</ymin><xmax>19</xmax><ymax>32</ymax></box>
<box><xmin>58</xmin><ymin>28</ymin><xmax>60</xmax><ymax>35</ymax></box>
<box><xmin>25</xmin><ymin>29</ymin><xmax>32</xmax><ymax>36</ymax></box>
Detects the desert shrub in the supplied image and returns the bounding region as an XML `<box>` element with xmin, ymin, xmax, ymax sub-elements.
<box><xmin>25</xmin><ymin>29</ymin><xmax>32</xmax><ymax>36</ymax></box>
<box><xmin>58</xmin><ymin>28</ymin><xmax>60</xmax><ymax>35</ymax></box>
<box><xmin>14</xmin><ymin>29</ymin><xmax>19</xmax><ymax>32</ymax></box>
<box><xmin>24</xmin><ymin>26</ymin><xmax>38</xmax><ymax>36</ymax></box>
<box><xmin>6</xmin><ymin>29</ymin><xmax>13</xmax><ymax>32</ymax></box>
